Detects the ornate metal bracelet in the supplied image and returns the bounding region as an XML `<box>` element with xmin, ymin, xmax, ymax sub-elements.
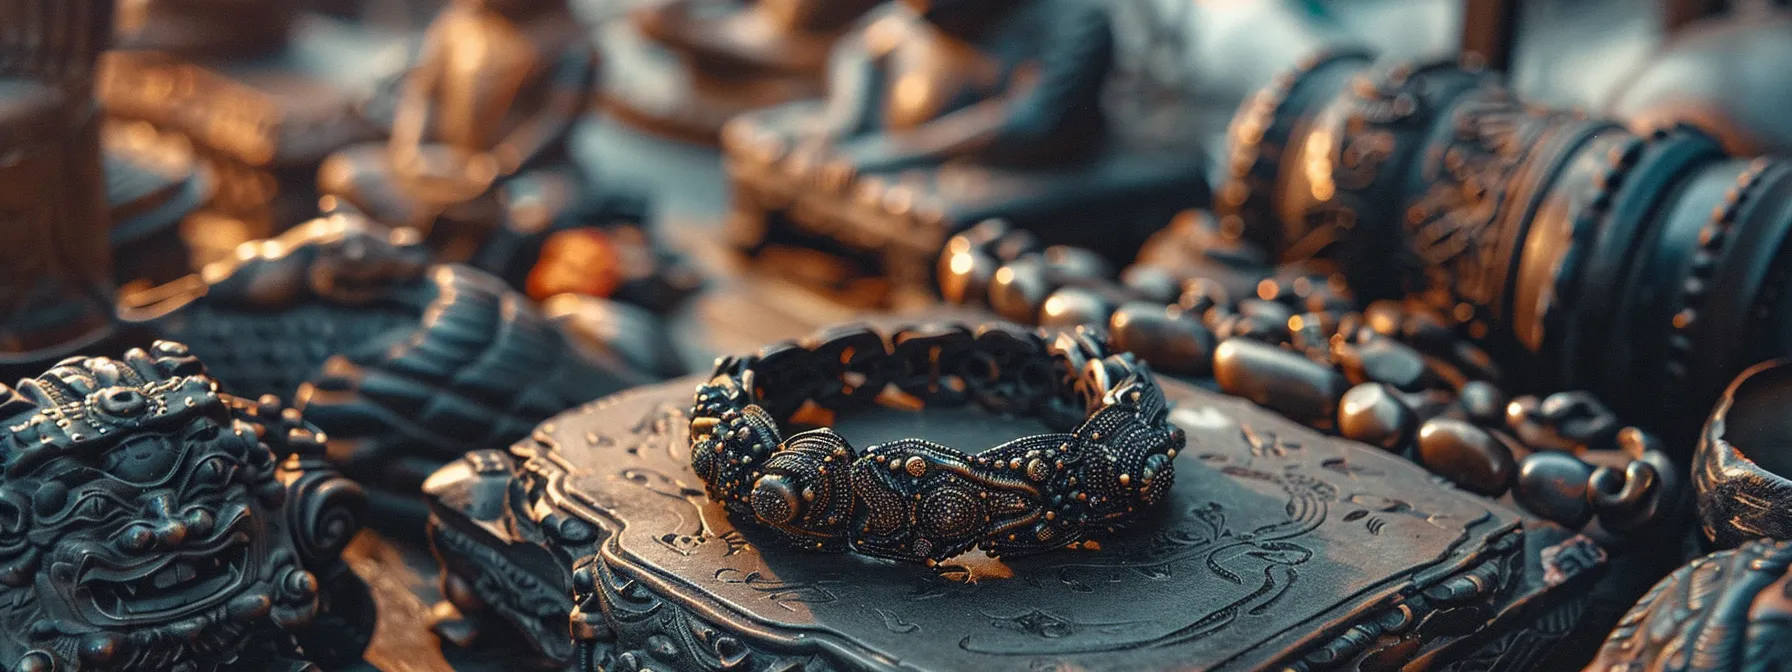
<box><xmin>688</xmin><ymin>323</ymin><xmax>1185</xmax><ymax>565</ymax></box>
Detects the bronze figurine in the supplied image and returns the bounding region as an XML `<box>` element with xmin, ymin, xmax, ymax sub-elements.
<box><xmin>318</xmin><ymin>0</ymin><xmax>614</xmax><ymax>287</ymax></box>
<box><xmin>725</xmin><ymin>0</ymin><xmax>1206</xmax><ymax>300</ymax></box>
<box><xmin>0</xmin><ymin>342</ymin><xmax>373</xmax><ymax>671</ymax></box>
<box><xmin>603</xmin><ymin>0</ymin><xmax>886</xmax><ymax>142</ymax></box>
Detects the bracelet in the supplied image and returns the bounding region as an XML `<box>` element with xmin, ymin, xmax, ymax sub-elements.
<box><xmin>688</xmin><ymin>323</ymin><xmax>1185</xmax><ymax>565</ymax></box>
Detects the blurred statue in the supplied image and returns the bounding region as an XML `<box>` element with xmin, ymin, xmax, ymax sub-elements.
<box><xmin>318</xmin><ymin>0</ymin><xmax>608</xmax><ymax>286</ymax></box>
<box><xmin>112</xmin><ymin>0</ymin><xmax>296</xmax><ymax>59</ymax></box>
<box><xmin>797</xmin><ymin>0</ymin><xmax>1115</xmax><ymax>174</ymax></box>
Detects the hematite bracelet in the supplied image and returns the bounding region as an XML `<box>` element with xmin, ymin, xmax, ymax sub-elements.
<box><xmin>689</xmin><ymin>323</ymin><xmax>1185</xmax><ymax>564</ymax></box>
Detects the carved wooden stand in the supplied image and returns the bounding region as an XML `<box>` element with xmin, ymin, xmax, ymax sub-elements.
<box><xmin>425</xmin><ymin>374</ymin><xmax>1611</xmax><ymax>670</ymax></box>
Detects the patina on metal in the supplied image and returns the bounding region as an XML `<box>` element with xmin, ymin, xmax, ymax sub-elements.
<box><xmin>425</xmin><ymin>363</ymin><xmax>1610</xmax><ymax>670</ymax></box>
<box><xmin>690</xmin><ymin>323</ymin><xmax>1183</xmax><ymax>564</ymax></box>
<box><xmin>1589</xmin><ymin>537</ymin><xmax>1792</xmax><ymax>671</ymax></box>
<box><xmin>0</xmin><ymin>342</ymin><xmax>373</xmax><ymax>671</ymax></box>
<box><xmin>1694</xmin><ymin>358</ymin><xmax>1792</xmax><ymax>550</ymax></box>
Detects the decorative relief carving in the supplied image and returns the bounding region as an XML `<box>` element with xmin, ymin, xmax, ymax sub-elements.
<box><xmin>428</xmin><ymin>375</ymin><xmax>1599</xmax><ymax>671</ymax></box>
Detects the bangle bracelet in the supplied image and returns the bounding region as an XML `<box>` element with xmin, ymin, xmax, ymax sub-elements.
<box><xmin>689</xmin><ymin>323</ymin><xmax>1185</xmax><ymax>565</ymax></box>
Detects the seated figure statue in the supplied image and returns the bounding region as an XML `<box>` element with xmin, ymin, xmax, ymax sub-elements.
<box><xmin>603</xmin><ymin>0</ymin><xmax>884</xmax><ymax>142</ymax></box>
<box><xmin>318</xmin><ymin>0</ymin><xmax>606</xmax><ymax>287</ymax></box>
<box><xmin>724</xmin><ymin>0</ymin><xmax>1207</xmax><ymax>300</ymax></box>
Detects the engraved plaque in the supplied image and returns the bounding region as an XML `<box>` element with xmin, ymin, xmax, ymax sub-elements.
<box><xmin>428</xmin><ymin>375</ymin><xmax>1603</xmax><ymax>671</ymax></box>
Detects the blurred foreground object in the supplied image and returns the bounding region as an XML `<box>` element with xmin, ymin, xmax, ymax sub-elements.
<box><xmin>725</xmin><ymin>0</ymin><xmax>1207</xmax><ymax>304</ymax></box>
<box><xmin>0</xmin><ymin>0</ymin><xmax>123</xmax><ymax>377</ymax></box>
<box><xmin>602</xmin><ymin>0</ymin><xmax>886</xmax><ymax>143</ymax></box>
<box><xmin>1590</xmin><ymin>537</ymin><xmax>1792</xmax><ymax>672</ymax></box>
<box><xmin>102</xmin><ymin>0</ymin><xmax>384</xmax><ymax>244</ymax></box>
<box><xmin>1220</xmin><ymin>54</ymin><xmax>1792</xmax><ymax>446</ymax></box>
<box><xmin>117</xmin><ymin>214</ymin><xmax>661</xmax><ymax>538</ymax></box>
<box><xmin>0</xmin><ymin>342</ymin><xmax>374</xmax><ymax>671</ymax></box>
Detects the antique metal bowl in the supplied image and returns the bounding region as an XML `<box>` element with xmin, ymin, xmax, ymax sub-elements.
<box><xmin>1695</xmin><ymin>358</ymin><xmax>1792</xmax><ymax>550</ymax></box>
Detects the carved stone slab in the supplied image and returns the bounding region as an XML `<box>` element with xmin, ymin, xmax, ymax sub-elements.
<box><xmin>429</xmin><ymin>375</ymin><xmax>1605</xmax><ymax>671</ymax></box>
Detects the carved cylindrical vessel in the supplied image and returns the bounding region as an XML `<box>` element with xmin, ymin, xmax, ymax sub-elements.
<box><xmin>1219</xmin><ymin>56</ymin><xmax>1792</xmax><ymax>445</ymax></box>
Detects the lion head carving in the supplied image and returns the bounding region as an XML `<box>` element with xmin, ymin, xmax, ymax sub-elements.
<box><xmin>0</xmin><ymin>341</ymin><xmax>369</xmax><ymax>671</ymax></box>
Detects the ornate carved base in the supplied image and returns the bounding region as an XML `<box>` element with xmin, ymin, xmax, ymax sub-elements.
<box><xmin>426</xmin><ymin>373</ymin><xmax>1610</xmax><ymax>670</ymax></box>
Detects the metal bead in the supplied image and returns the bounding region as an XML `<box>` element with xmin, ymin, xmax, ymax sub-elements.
<box><xmin>1415</xmin><ymin>418</ymin><xmax>1515</xmax><ymax>497</ymax></box>
<box><xmin>1513</xmin><ymin>452</ymin><xmax>1595</xmax><ymax>528</ymax></box>
<box><xmin>1038</xmin><ymin>287</ymin><xmax>1117</xmax><ymax>331</ymax></box>
<box><xmin>1337</xmin><ymin>383</ymin><xmax>1417</xmax><ymax>452</ymax></box>
<box><xmin>1042</xmin><ymin>245</ymin><xmax>1113</xmax><ymax>281</ymax></box>
<box><xmin>1457</xmin><ymin>381</ymin><xmax>1508</xmax><ymax>425</ymax></box>
<box><xmin>1107</xmin><ymin>302</ymin><xmax>1216</xmax><ymax>375</ymax></box>
<box><xmin>988</xmin><ymin>257</ymin><xmax>1055</xmax><ymax>324</ymax></box>
<box><xmin>1121</xmin><ymin>265</ymin><xmax>1182</xmax><ymax>304</ymax></box>
<box><xmin>1213</xmin><ymin>338</ymin><xmax>1349</xmax><ymax>430</ymax></box>
<box><xmin>1334</xmin><ymin>338</ymin><xmax>1433</xmax><ymax>391</ymax></box>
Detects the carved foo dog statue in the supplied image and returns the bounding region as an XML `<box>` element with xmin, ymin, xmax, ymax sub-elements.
<box><xmin>602</xmin><ymin>0</ymin><xmax>885</xmax><ymax>142</ymax></box>
<box><xmin>0</xmin><ymin>341</ymin><xmax>373</xmax><ymax>671</ymax></box>
<box><xmin>724</xmin><ymin>0</ymin><xmax>1207</xmax><ymax>302</ymax></box>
